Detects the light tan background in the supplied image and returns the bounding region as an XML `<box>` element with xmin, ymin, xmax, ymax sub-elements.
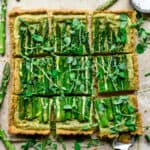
<box><xmin>0</xmin><ymin>0</ymin><xmax>150</xmax><ymax>149</ymax></box>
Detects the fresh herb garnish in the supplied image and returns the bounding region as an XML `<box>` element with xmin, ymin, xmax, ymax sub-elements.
<box><xmin>0</xmin><ymin>128</ymin><xmax>16</xmax><ymax>150</ymax></box>
<box><xmin>74</xmin><ymin>141</ymin><xmax>81</xmax><ymax>150</ymax></box>
<box><xmin>131</xmin><ymin>12</ymin><xmax>150</xmax><ymax>54</ymax></box>
<box><xmin>145</xmin><ymin>72</ymin><xmax>150</xmax><ymax>77</ymax></box>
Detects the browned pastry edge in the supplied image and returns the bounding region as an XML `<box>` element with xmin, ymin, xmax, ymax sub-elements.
<box><xmin>56</xmin><ymin>129</ymin><xmax>93</xmax><ymax>135</ymax></box>
<box><xmin>8</xmin><ymin>95</ymin><xmax>50</xmax><ymax>135</ymax></box>
<box><xmin>133</xmin><ymin>53</ymin><xmax>139</xmax><ymax>90</ymax></box>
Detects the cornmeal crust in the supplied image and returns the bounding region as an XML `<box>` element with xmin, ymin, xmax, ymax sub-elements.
<box><xmin>56</xmin><ymin>129</ymin><xmax>93</xmax><ymax>135</ymax></box>
<box><xmin>9</xmin><ymin>95</ymin><xmax>50</xmax><ymax>135</ymax></box>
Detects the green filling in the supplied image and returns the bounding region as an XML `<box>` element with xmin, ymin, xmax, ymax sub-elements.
<box><xmin>19</xmin><ymin>57</ymin><xmax>57</xmax><ymax>96</ymax></box>
<box><xmin>93</xmin><ymin>13</ymin><xmax>129</xmax><ymax>53</ymax></box>
<box><xmin>56</xmin><ymin>56</ymin><xmax>92</xmax><ymax>94</ymax></box>
<box><xmin>18</xmin><ymin>96</ymin><xmax>50</xmax><ymax>124</ymax></box>
<box><xmin>54</xmin><ymin>96</ymin><xmax>93</xmax><ymax>131</ymax></box>
<box><xmin>54</xmin><ymin>18</ymin><xmax>90</xmax><ymax>55</ymax></box>
<box><xmin>18</xmin><ymin>16</ymin><xmax>53</xmax><ymax>56</ymax></box>
<box><xmin>94</xmin><ymin>95</ymin><xmax>137</xmax><ymax>135</ymax></box>
<box><xmin>96</xmin><ymin>54</ymin><xmax>132</xmax><ymax>93</ymax></box>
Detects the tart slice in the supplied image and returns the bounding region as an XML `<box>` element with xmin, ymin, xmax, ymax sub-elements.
<box><xmin>56</xmin><ymin>56</ymin><xmax>92</xmax><ymax>95</ymax></box>
<box><xmin>9</xmin><ymin>12</ymin><xmax>53</xmax><ymax>57</ymax></box>
<box><xmin>52</xmin><ymin>12</ymin><xmax>90</xmax><ymax>55</ymax></box>
<box><xmin>9</xmin><ymin>95</ymin><xmax>52</xmax><ymax>135</ymax></box>
<box><xmin>94</xmin><ymin>95</ymin><xmax>142</xmax><ymax>138</ymax></box>
<box><xmin>54</xmin><ymin>96</ymin><xmax>94</xmax><ymax>135</ymax></box>
<box><xmin>95</xmin><ymin>54</ymin><xmax>139</xmax><ymax>93</ymax></box>
<box><xmin>92</xmin><ymin>11</ymin><xmax>136</xmax><ymax>54</ymax></box>
<box><xmin>12</xmin><ymin>57</ymin><xmax>57</xmax><ymax>96</ymax></box>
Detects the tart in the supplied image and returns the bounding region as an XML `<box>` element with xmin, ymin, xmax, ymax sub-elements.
<box><xmin>9</xmin><ymin>95</ymin><xmax>52</xmax><ymax>135</ymax></box>
<box><xmin>12</xmin><ymin>57</ymin><xmax>56</xmax><ymax>96</ymax></box>
<box><xmin>54</xmin><ymin>96</ymin><xmax>94</xmax><ymax>135</ymax></box>
<box><xmin>92</xmin><ymin>11</ymin><xmax>136</xmax><ymax>54</ymax></box>
<box><xmin>94</xmin><ymin>95</ymin><xmax>143</xmax><ymax>138</ymax></box>
<box><xmin>55</xmin><ymin>56</ymin><xmax>92</xmax><ymax>95</ymax></box>
<box><xmin>95</xmin><ymin>54</ymin><xmax>139</xmax><ymax>93</ymax></box>
<box><xmin>52</xmin><ymin>12</ymin><xmax>90</xmax><ymax>55</ymax></box>
<box><xmin>8</xmin><ymin>9</ymin><xmax>142</xmax><ymax>137</ymax></box>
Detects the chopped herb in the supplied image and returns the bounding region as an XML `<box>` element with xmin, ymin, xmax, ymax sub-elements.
<box><xmin>0</xmin><ymin>128</ymin><xmax>16</xmax><ymax>150</ymax></box>
<box><xmin>86</xmin><ymin>138</ymin><xmax>99</xmax><ymax>148</ymax></box>
<box><xmin>145</xmin><ymin>135</ymin><xmax>150</xmax><ymax>143</ymax></box>
<box><xmin>145</xmin><ymin>72</ymin><xmax>150</xmax><ymax>77</ymax></box>
<box><xmin>74</xmin><ymin>142</ymin><xmax>81</xmax><ymax>150</ymax></box>
<box><xmin>31</xmin><ymin>34</ymin><xmax>44</xmax><ymax>42</ymax></box>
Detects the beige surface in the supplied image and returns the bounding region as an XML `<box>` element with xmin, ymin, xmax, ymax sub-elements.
<box><xmin>0</xmin><ymin>0</ymin><xmax>150</xmax><ymax>149</ymax></box>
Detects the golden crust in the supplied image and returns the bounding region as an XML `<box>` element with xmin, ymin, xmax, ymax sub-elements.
<box><xmin>133</xmin><ymin>53</ymin><xmax>139</xmax><ymax>90</ymax></box>
<box><xmin>9</xmin><ymin>95</ymin><xmax>50</xmax><ymax>135</ymax></box>
<box><xmin>11</xmin><ymin>58</ymin><xmax>22</xmax><ymax>94</ymax></box>
<box><xmin>56</xmin><ymin>129</ymin><xmax>93</xmax><ymax>135</ymax></box>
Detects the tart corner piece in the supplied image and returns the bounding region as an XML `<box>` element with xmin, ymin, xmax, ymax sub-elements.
<box><xmin>92</xmin><ymin>11</ymin><xmax>136</xmax><ymax>54</ymax></box>
<box><xmin>94</xmin><ymin>95</ymin><xmax>143</xmax><ymax>139</ymax></box>
<box><xmin>95</xmin><ymin>54</ymin><xmax>139</xmax><ymax>94</ymax></box>
<box><xmin>9</xmin><ymin>9</ymin><xmax>50</xmax><ymax>57</ymax></box>
<box><xmin>54</xmin><ymin>96</ymin><xmax>94</xmax><ymax>135</ymax></box>
<box><xmin>52</xmin><ymin>12</ymin><xmax>90</xmax><ymax>55</ymax></box>
<box><xmin>9</xmin><ymin>95</ymin><xmax>52</xmax><ymax>135</ymax></box>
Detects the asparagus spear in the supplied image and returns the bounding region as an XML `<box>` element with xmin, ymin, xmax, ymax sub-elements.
<box><xmin>96</xmin><ymin>0</ymin><xmax>118</xmax><ymax>11</ymax></box>
<box><xmin>0</xmin><ymin>62</ymin><xmax>10</xmax><ymax>106</ymax></box>
<box><xmin>0</xmin><ymin>128</ymin><xmax>16</xmax><ymax>150</ymax></box>
<box><xmin>0</xmin><ymin>0</ymin><xmax>7</xmax><ymax>55</ymax></box>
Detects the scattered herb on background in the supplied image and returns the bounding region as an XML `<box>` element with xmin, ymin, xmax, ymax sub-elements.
<box><xmin>145</xmin><ymin>135</ymin><xmax>150</xmax><ymax>143</ymax></box>
<box><xmin>145</xmin><ymin>72</ymin><xmax>150</xmax><ymax>77</ymax></box>
<box><xmin>74</xmin><ymin>141</ymin><xmax>81</xmax><ymax>150</ymax></box>
<box><xmin>0</xmin><ymin>128</ymin><xmax>16</xmax><ymax>150</ymax></box>
<box><xmin>131</xmin><ymin>12</ymin><xmax>150</xmax><ymax>54</ymax></box>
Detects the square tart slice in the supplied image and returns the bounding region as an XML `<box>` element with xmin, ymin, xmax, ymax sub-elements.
<box><xmin>10</xmin><ymin>13</ymin><xmax>52</xmax><ymax>57</ymax></box>
<box><xmin>94</xmin><ymin>95</ymin><xmax>143</xmax><ymax>138</ymax></box>
<box><xmin>95</xmin><ymin>54</ymin><xmax>139</xmax><ymax>93</ymax></box>
<box><xmin>54</xmin><ymin>96</ymin><xmax>94</xmax><ymax>135</ymax></box>
<box><xmin>12</xmin><ymin>57</ymin><xmax>57</xmax><ymax>96</ymax></box>
<box><xmin>92</xmin><ymin>11</ymin><xmax>136</xmax><ymax>54</ymax></box>
<box><xmin>56</xmin><ymin>56</ymin><xmax>92</xmax><ymax>95</ymax></box>
<box><xmin>52</xmin><ymin>12</ymin><xmax>90</xmax><ymax>55</ymax></box>
<box><xmin>9</xmin><ymin>95</ymin><xmax>52</xmax><ymax>135</ymax></box>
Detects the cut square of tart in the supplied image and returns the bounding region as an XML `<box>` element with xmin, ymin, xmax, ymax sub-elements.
<box><xmin>92</xmin><ymin>11</ymin><xmax>136</xmax><ymax>54</ymax></box>
<box><xmin>9</xmin><ymin>11</ymin><xmax>53</xmax><ymax>57</ymax></box>
<box><xmin>52</xmin><ymin>12</ymin><xmax>90</xmax><ymax>55</ymax></box>
<box><xmin>95</xmin><ymin>54</ymin><xmax>139</xmax><ymax>93</ymax></box>
<box><xmin>54</xmin><ymin>96</ymin><xmax>94</xmax><ymax>135</ymax></box>
<box><xmin>94</xmin><ymin>95</ymin><xmax>143</xmax><ymax>138</ymax></box>
<box><xmin>12</xmin><ymin>57</ymin><xmax>57</xmax><ymax>96</ymax></box>
<box><xmin>9</xmin><ymin>95</ymin><xmax>52</xmax><ymax>135</ymax></box>
<box><xmin>56</xmin><ymin>56</ymin><xmax>92</xmax><ymax>95</ymax></box>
